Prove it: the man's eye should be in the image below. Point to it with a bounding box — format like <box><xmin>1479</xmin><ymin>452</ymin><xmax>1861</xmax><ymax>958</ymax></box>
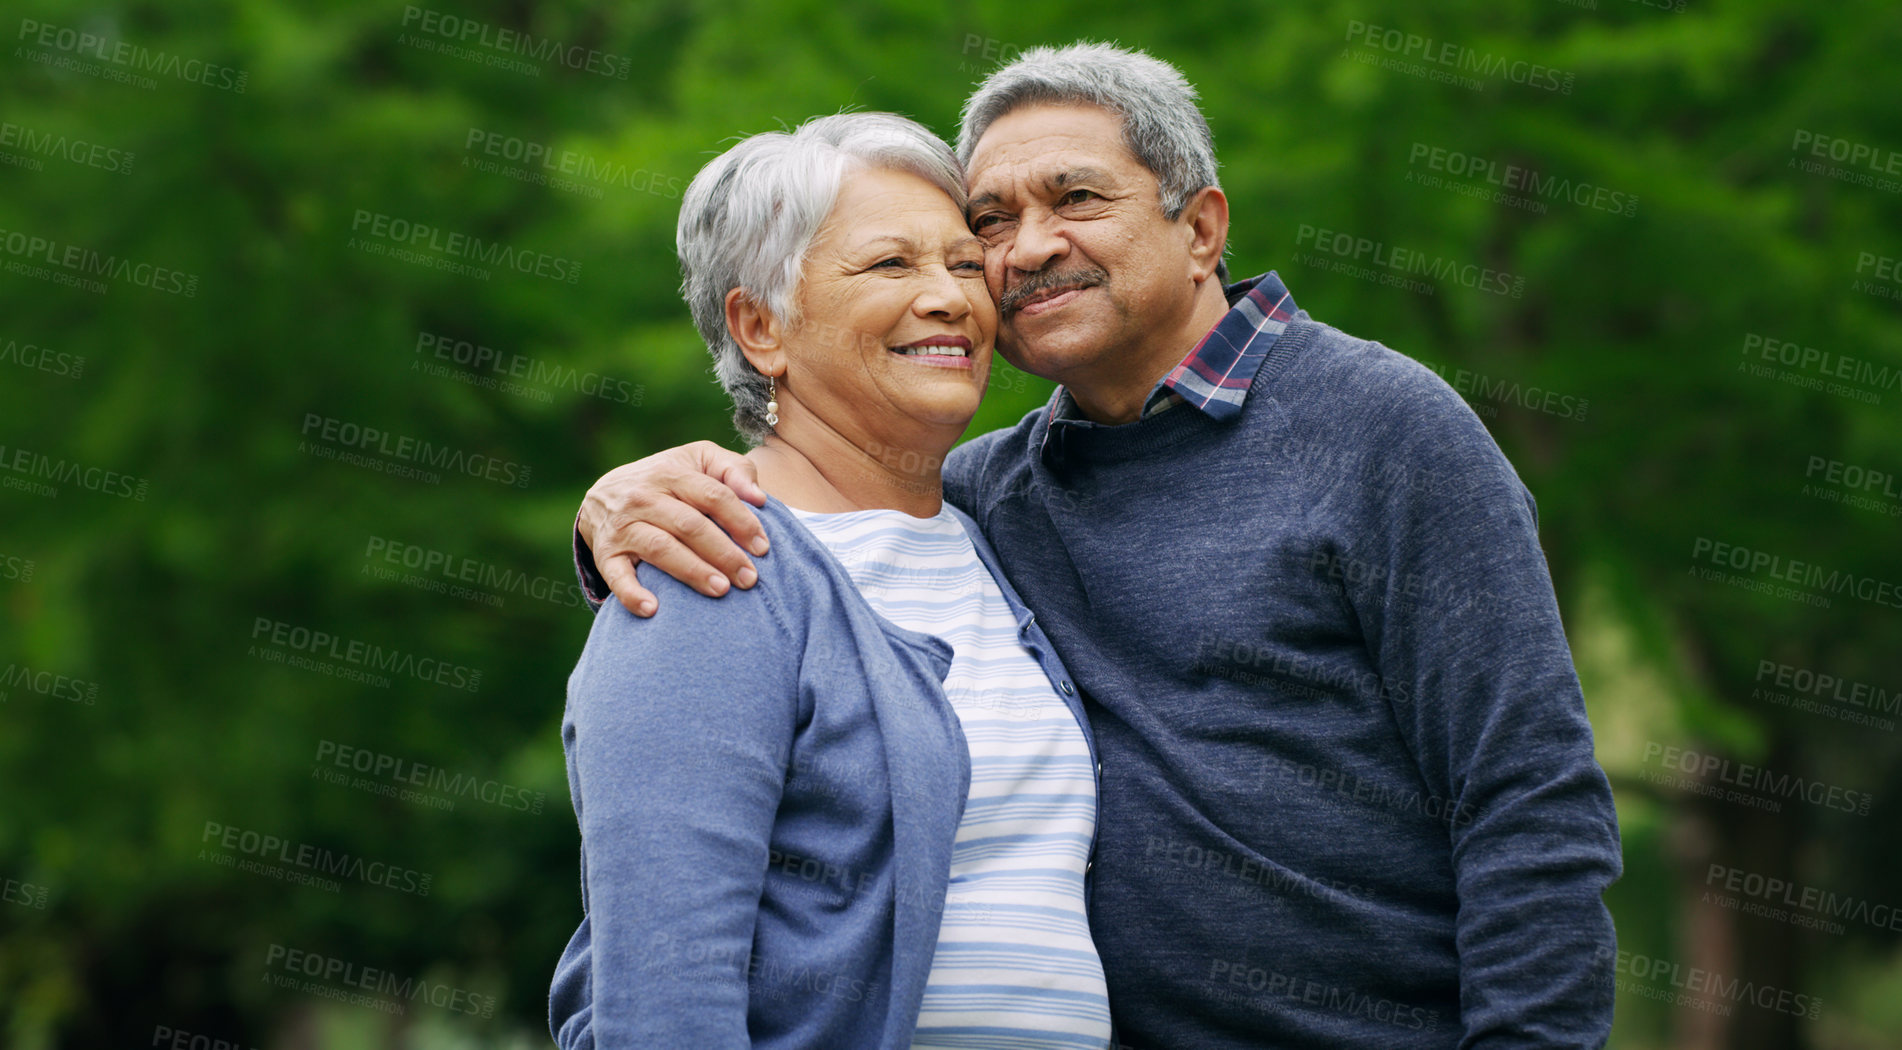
<box><xmin>1059</xmin><ymin>189</ymin><xmax>1097</xmax><ymax>206</ymax></box>
<box><xmin>971</xmin><ymin>213</ymin><xmax>1009</xmax><ymax>232</ymax></box>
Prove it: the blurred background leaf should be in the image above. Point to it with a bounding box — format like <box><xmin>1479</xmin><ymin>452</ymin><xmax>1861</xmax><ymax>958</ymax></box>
<box><xmin>2</xmin><ymin>1</ymin><xmax>1899</xmax><ymax>1047</ymax></box>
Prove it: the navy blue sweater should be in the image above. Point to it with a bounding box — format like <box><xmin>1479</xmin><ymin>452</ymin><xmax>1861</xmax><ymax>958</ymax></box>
<box><xmin>943</xmin><ymin>316</ymin><xmax>1621</xmax><ymax>1048</ymax></box>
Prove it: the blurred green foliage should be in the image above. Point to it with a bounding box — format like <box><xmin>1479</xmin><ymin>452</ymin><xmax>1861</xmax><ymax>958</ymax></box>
<box><xmin>2</xmin><ymin>1</ymin><xmax>1899</xmax><ymax>1047</ymax></box>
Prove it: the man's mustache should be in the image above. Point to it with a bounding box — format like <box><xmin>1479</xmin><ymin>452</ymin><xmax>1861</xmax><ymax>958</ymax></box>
<box><xmin>999</xmin><ymin>265</ymin><xmax>1108</xmax><ymax>316</ymax></box>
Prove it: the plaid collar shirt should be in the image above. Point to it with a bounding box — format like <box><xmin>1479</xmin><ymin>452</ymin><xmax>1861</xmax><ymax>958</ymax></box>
<box><xmin>1045</xmin><ymin>270</ymin><xmax>1303</xmax><ymax>429</ymax></box>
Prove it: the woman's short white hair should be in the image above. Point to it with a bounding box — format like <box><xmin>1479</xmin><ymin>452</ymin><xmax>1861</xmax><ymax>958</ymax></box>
<box><xmin>677</xmin><ymin>112</ymin><xmax>966</xmax><ymax>445</ymax></box>
<box><xmin>956</xmin><ymin>41</ymin><xmax>1220</xmax><ymax>222</ymax></box>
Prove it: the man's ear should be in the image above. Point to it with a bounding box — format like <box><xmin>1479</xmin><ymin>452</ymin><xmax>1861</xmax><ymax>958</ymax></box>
<box><xmin>725</xmin><ymin>288</ymin><xmax>786</xmax><ymax>377</ymax></box>
<box><xmin>1180</xmin><ymin>186</ymin><xmax>1230</xmax><ymax>284</ymax></box>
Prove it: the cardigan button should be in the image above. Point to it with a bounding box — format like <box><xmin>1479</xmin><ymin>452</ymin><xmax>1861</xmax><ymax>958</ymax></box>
<box><xmin>1060</xmin><ymin>681</ymin><xmax>1075</xmax><ymax>696</ymax></box>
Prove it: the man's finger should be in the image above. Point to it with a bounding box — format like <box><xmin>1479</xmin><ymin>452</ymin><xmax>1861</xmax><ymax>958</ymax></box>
<box><xmin>714</xmin><ymin>455</ymin><xmax>769</xmax><ymax>509</ymax></box>
<box><xmin>679</xmin><ymin>473</ymin><xmax>767</xmax><ymax>574</ymax></box>
<box><xmin>621</xmin><ymin>521</ymin><xmax>733</xmax><ymax>599</ymax></box>
<box><xmin>686</xmin><ymin>442</ymin><xmax>769</xmax><ymax>554</ymax></box>
<box><xmin>599</xmin><ymin>553</ymin><xmax>657</xmax><ymax>618</ymax></box>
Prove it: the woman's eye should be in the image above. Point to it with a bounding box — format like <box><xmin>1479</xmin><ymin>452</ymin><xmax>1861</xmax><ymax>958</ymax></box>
<box><xmin>953</xmin><ymin>260</ymin><xmax>985</xmax><ymax>273</ymax></box>
<box><xmin>870</xmin><ymin>257</ymin><xmax>905</xmax><ymax>269</ymax></box>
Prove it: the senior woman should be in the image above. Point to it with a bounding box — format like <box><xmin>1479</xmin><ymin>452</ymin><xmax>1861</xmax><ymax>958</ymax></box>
<box><xmin>549</xmin><ymin>113</ymin><xmax>1111</xmax><ymax>1050</ymax></box>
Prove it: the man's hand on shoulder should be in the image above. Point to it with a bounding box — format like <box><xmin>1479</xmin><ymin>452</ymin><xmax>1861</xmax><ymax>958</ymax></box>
<box><xmin>576</xmin><ymin>441</ymin><xmax>770</xmax><ymax>617</ymax></box>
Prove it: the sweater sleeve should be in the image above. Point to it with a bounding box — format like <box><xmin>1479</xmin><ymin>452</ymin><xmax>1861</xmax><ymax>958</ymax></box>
<box><xmin>572</xmin><ymin>515</ymin><xmax>609</xmax><ymax>612</ymax></box>
<box><xmin>562</xmin><ymin>560</ymin><xmax>799</xmax><ymax>1048</ymax></box>
<box><xmin>1335</xmin><ymin>353</ymin><xmax>1621</xmax><ymax>1048</ymax></box>
<box><xmin>943</xmin><ymin>430</ymin><xmax>998</xmax><ymax>519</ymax></box>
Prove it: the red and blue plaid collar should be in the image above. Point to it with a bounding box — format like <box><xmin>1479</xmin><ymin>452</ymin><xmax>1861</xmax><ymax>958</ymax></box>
<box><xmin>1047</xmin><ymin>271</ymin><xmax>1302</xmax><ymax>426</ymax></box>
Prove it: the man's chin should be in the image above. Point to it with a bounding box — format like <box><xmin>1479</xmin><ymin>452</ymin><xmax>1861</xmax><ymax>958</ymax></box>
<box><xmin>998</xmin><ymin>322</ymin><xmax>1094</xmax><ymax>382</ymax></box>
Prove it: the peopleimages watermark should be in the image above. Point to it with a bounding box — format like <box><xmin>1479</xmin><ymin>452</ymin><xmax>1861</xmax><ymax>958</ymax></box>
<box><xmin>1259</xmin><ymin>431</ymin><xmax>1451</xmax><ymax>499</ymax></box>
<box><xmin>958</xmin><ymin>34</ymin><xmax>1025</xmax><ymax>75</ymax></box>
<box><xmin>1564</xmin><ymin>0</ymin><xmax>1686</xmax><ymax>10</ymax></box>
<box><xmin>1257</xmin><ymin>754</ymin><xmax>1477</xmax><ymax>829</ymax></box>
<box><xmin>1640</xmin><ymin>742</ymin><xmax>1873</xmax><ymax>817</ymax></box>
<box><xmin>1707</xmin><ymin>863</ymin><xmax>1902</xmax><ymax>937</ymax></box>
<box><xmin>463</xmin><ymin>127</ymin><xmax>683</xmax><ymax>201</ymax></box>
<box><xmin>0</xmin><ymin>225</ymin><xmax>199</xmax><ymax>296</ymax></box>
<box><xmin>1852</xmin><ymin>251</ymin><xmax>1902</xmax><ymax>302</ymax></box>
<box><xmin>1689</xmin><ymin>537</ymin><xmax>1902</xmax><ymax>611</ymax></box>
<box><xmin>363</xmin><ymin>534</ymin><xmax>586</xmax><ymax>611</ymax></box>
<box><xmin>1739</xmin><ymin>332</ymin><xmax>1898</xmax><ymax>405</ymax></box>
<box><xmin>1802</xmin><ymin>455</ymin><xmax>1902</xmax><ymax>518</ymax></box>
<box><xmin>1</xmin><ymin>552</ymin><xmax>35</xmax><ymax>583</ymax></box>
<box><xmin>348</xmin><ymin>209</ymin><xmax>581</xmax><ymax>284</ymax></box>
<box><xmin>1143</xmin><ymin>834</ymin><xmax>1372</xmax><ymax>905</ymax></box>
<box><xmin>299</xmin><ymin>412</ymin><xmax>531</xmax><ymax>489</ymax></box>
<box><xmin>0</xmin><ymin>120</ymin><xmax>133</xmax><ymax>175</ymax></box>
<box><xmin>1309</xmin><ymin>547</ymin><xmax>1510</xmax><ymax>619</ymax></box>
<box><xmin>248</xmin><ymin>615</ymin><xmax>483</xmax><ymax>692</ymax></box>
<box><xmin>413</xmin><ymin>330</ymin><xmax>642</xmax><ymax>407</ymax></box>
<box><xmin>1415</xmin><ymin>359</ymin><xmax>1589</xmax><ymax>421</ymax></box>
<box><xmin>1204</xmin><ymin>958</ymin><xmax>1442</xmax><ymax>1031</ymax></box>
<box><xmin>1343</xmin><ymin>21</ymin><xmax>1575</xmax><ymax>95</ymax></box>
<box><xmin>314</xmin><ymin>738</ymin><xmax>545</xmax><ymax>815</ymax></box>
<box><xmin>1293</xmin><ymin>223</ymin><xmax>1525</xmax><ymax>298</ymax></box>
<box><xmin>15</xmin><ymin>18</ymin><xmax>249</xmax><ymax>93</ymax></box>
<box><xmin>263</xmin><ymin>943</ymin><xmax>497</xmax><ymax>1018</ymax></box>
<box><xmin>398</xmin><ymin>6</ymin><xmax>630</xmax><ymax>80</ymax></box>
<box><xmin>0</xmin><ymin>442</ymin><xmax>150</xmax><ymax>501</ymax></box>
<box><xmin>0</xmin><ymin>662</ymin><xmax>99</xmax><ymax>706</ymax></box>
<box><xmin>1</xmin><ymin>335</ymin><xmax>85</xmax><ymax>380</ymax></box>
<box><xmin>1753</xmin><ymin>659</ymin><xmax>1898</xmax><ymax>732</ymax></box>
<box><xmin>150</xmin><ymin>1024</ymin><xmax>258</xmax><ymax>1050</ymax></box>
<box><xmin>1193</xmin><ymin>629</ymin><xmax>1412</xmax><ymax>707</ymax></box>
<box><xmin>3</xmin><ymin>875</ymin><xmax>50</xmax><ymax>910</ymax></box>
<box><xmin>1790</xmin><ymin>130</ymin><xmax>1902</xmax><ymax>194</ymax></box>
<box><xmin>700</xmin><ymin>724</ymin><xmax>891</xmax><ymax>803</ymax></box>
<box><xmin>644</xmin><ymin>932</ymin><xmax>880</xmax><ymax>1005</ymax></box>
<box><xmin>1406</xmin><ymin>142</ymin><xmax>1637</xmax><ymax>218</ymax></box>
<box><xmin>1598</xmin><ymin>948</ymin><xmax>1821</xmax><ymax>1020</ymax></box>
<box><xmin>201</xmin><ymin>821</ymin><xmax>432</xmax><ymax>896</ymax></box>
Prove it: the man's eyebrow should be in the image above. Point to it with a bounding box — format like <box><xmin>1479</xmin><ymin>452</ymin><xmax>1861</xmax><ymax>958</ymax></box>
<box><xmin>968</xmin><ymin>167</ymin><xmax>1112</xmax><ymax>215</ymax></box>
<box><xmin>1049</xmin><ymin>166</ymin><xmax>1112</xmax><ymax>189</ymax></box>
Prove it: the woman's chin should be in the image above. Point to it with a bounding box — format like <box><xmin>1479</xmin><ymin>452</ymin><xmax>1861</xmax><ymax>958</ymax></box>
<box><xmin>857</xmin><ymin>384</ymin><xmax>981</xmax><ymax>431</ymax></box>
<box><xmin>912</xmin><ymin>392</ymin><xmax>984</xmax><ymax>433</ymax></box>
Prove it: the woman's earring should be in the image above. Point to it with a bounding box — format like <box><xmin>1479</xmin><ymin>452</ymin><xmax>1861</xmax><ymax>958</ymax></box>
<box><xmin>766</xmin><ymin>375</ymin><xmax>779</xmax><ymax>427</ymax></box>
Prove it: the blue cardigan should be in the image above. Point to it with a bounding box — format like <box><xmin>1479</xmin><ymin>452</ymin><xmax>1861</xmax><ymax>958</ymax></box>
<box><xmin>550</xmin><ymin>497</ymin><xmax>1096</xmax><ymax>1050</ymax></box>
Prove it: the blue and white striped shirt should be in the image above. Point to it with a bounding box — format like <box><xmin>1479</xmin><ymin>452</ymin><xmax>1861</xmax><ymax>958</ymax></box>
<box><xmin>793</xmin><ymin>505</ymin><xmax>1112</xmax><ymax>1050</ymax></box>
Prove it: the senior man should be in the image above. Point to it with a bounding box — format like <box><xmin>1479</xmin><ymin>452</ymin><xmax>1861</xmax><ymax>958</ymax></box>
<box><xmin>573</xmin><ymin>42</ymin><xmax>1622</xmax><ymax>1049</ymax></box>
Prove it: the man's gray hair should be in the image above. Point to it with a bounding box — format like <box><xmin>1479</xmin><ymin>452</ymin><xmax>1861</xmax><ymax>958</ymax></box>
<box><xmin>677</xmin><ymin>113</ymin><xmax>966</xmax><ymax>445</ymax></box>
<box><xmin>956</xmin><ymin>42</ymin><xmax>1220</xmax><ymax>221</ymax></box>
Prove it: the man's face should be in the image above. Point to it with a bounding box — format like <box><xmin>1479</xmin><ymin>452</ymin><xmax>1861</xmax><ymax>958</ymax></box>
<box><xmin>964</xmin><ymin>103</ymin><xmax>1197</xmax><ymax>383</ymax></box>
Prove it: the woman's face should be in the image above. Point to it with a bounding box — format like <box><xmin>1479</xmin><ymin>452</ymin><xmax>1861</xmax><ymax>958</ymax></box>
<box><xmin>775</xmin><ymin>166</ymin><xmax>997</xmax><ymax>455</ymax></box>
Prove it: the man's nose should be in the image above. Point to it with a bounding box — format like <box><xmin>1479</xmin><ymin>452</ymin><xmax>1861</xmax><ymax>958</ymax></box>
<box><xmin>1006</xmin><ymin>210</ymin><xmax>1069</xmax><ymax>274</ymax></box>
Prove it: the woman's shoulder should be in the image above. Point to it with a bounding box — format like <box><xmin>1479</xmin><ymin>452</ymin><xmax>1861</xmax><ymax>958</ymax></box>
<box><xmin>585</xmin><ymin>497</ymin><xmax>846</xmax><ymax>649</ymax></box>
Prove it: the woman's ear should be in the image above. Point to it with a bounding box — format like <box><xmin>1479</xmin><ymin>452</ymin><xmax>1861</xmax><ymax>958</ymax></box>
<box><xmin>726</xmin><ymin>288</ymin><xmax>786</xmax><ymax>377</ymax></box>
